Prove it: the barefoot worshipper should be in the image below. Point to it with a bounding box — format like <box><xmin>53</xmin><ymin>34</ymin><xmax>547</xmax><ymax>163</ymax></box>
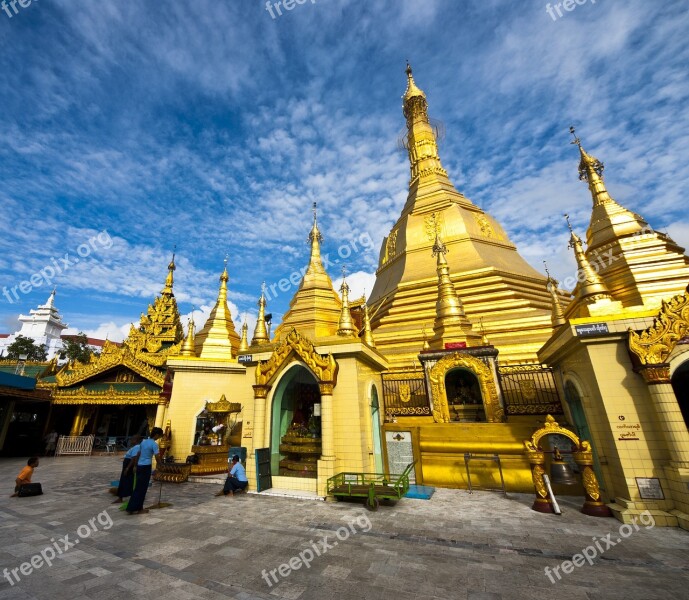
<box><xmin>215</xmin><ymin>454</ymin><xmax>248</xmax><ymax>497</ymax></box>
<box><xmin>11</xmin><ymin>457</ymin><xmax>40</xmax><ymax>497</ymax></box>
<box><xmin>126</xmin><ymin>428</ymin><xmax>163</xmax><ymax>514</ymax></box>
<box><xmin>113</xmin><ymin>435</ymin><xmax>142</xmax><ymax>503</ymax></box>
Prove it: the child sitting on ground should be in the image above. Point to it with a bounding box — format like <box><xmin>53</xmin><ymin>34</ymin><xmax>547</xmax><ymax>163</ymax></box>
<box><xmin>11</xmin><ymin>457</ymin><xmax>39</xmax><ymax>497</ymax></box>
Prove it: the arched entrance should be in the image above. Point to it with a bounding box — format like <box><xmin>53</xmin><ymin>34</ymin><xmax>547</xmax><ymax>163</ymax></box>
<box><xmin>370</xmin><ymin>386</ymin><xmax>383</xmax><ymax>472</ymax></box>
<box><xmin>671</xmin><ymin>360</ymin><xmax>689</xmax><ymax>429</ymax></box>
<box><xmin>270</xmin><ymin>364</ymin><xmax>321</xmax><ymax>478</ymax></box>
<box><xmin>563</xmin><ymin>379</ymin><xmax>604</xmax><ymax>489</ymax></box>
<box><xmin>445</xmin><ymin>368</ymin><xmax>484</xmax><ymax>422</ymax></box>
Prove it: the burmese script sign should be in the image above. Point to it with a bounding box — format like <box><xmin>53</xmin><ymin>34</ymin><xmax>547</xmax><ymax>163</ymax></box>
<box><xmin>385</xmin><ymin>430</ymin><xmax>416</xmax><ymax>483</ymax></box>
<box><xmin>636</xmin><ymin>477</ymin><xmax>664</xmax><ymax>500</ymax></box>
<box><xmin>575</xmin><ymin>323</ymin><xmax>609</xmax><ymax>336</ymax></box>
<box><xmin>616</xmin><ymin>422</ymin><xmax>641</xmax><ymax>441</ymax></box>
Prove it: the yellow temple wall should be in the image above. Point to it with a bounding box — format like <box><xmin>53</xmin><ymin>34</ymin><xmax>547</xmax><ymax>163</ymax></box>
<box><xmin>165</xmin><ymin>358</ymin><xmax>250</xmax><ymax>462</ymax></box>
<box><xmin>553</xmin><ymin>335</ymin><xmax>687</xmax><ymax>526</ymax></box>
<box><xmin>385</xmin><ymin>420</ymin><xmax>537</xmax><ymax>492</ymax></box>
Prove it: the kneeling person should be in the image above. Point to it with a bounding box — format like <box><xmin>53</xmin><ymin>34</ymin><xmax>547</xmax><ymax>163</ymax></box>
<box><xmin>217</xmin><ymin>455</ymin><xmax>248</xmax><ymax>496</ymax></box>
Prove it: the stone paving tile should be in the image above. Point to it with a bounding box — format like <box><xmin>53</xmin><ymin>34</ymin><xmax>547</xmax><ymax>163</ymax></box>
<box><xmin>0</xmin><ymin>456</ymin><xmax>687</xmax><ymax>599</ymax></box>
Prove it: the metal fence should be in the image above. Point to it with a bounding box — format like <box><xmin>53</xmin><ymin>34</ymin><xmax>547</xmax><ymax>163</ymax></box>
<box><xmin>381</xmin><ymin>372</ymin><xmax>430</xmax><ymax>416</ymax></box>
<box><xmin>55</xmin><ymin>435</ymin><xmax>95</xmax><ymax>456</ymax></box>
<box><xmin>498</xmin><ymin>364</ymin><xmax>563</xmax><ymax>415</ymax></box>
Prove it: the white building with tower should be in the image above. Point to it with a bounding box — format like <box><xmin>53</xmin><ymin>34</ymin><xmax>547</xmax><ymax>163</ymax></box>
<box><xmin>0</xmin><ymin>290</ymin><xmax>68</xmax><ymax>360</ymax></box>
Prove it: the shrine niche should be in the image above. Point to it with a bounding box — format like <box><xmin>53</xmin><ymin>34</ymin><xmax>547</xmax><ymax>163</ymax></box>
<box><xmin>189</xmin><ymin>394</ymin><xmax>242</xmax><ymax>475</ymax></box>
<box><xmin>428</xmin><ymin>352</ymin><xmax>504</xmax><ymax>423</ymax></box>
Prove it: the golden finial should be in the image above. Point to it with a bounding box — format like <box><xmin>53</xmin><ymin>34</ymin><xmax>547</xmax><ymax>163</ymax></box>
<box><xmin>337</xmin><ymin>265</ymin><xmax>356</xmax><ymax>337</ymax></box>
<box><xmin>479</xmin><ymin>317</ymin><xmax>489</xmax><ymax>346</ymax></box>
<box><xmin>565</xmin><ymin>216</ymin><xmax>612</xmax><ymax>301</ymax></box>
<box><xmin>403</xmin><ymin>60</ymin><xmax>426</xmax><ymax>103</ymax></box>
<box><xmin>239</xmin><ymin>320</ymin><xmax>249</xmax><ymax>352</ymax></box>
<box><xmin>220</xmin><ymin>255</ymin><xmax>229</xmax><ymax>284</ymax></box>
<box><xmin>180</xmin><ymin>311</ymin><xmax>196</xmax><ymax>357</ymax></box>
<box><xmin>422</xmin><ymin>326</ymin><xmax>430</xmax><ymax>351</ymax></box>
<box><xmin>251</xmin><ymin>284</ymin><xmax>270</xmax><ymax>345</ymax></box>
<box><xmin>163</xmin><ymin>247</ymin><xmax>176</xmax><ymax>293</ymax></box>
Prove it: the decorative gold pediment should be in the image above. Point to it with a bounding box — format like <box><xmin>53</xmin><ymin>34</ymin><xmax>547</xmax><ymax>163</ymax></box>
<box><xmin>524</xmin><ymin>415</ymin><xmax>580</xmax><ymax>453</ymax></box>
<box><xmin>206</xmin><ymin>394</ymin><xmax>241</xmax><ymax>413</ymax></box>
<box><xmin>428</xmin><ymin>352</ymin><xmax>504</xmax><ymax>423</ymax></box>
<box><xmin>52</xmin><ymin>384</ymin><xmax>160</xmax><ymax>405</ymax></box>
<box><xmin>56</xmin><ymin>346</ymin><xmax>165</xmax><ymax>388</ymax></box>
<box><xmin>629</xmin><ymin>284</ymin><xmax>689</xmax><ymax>365</ymax></box>
<box><xmin>255</xmin><ymin>328</ymin><xmax>338</xmax><ymax>386</ymax></box>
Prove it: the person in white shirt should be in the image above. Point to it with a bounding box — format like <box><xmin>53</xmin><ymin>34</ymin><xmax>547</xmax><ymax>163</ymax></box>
<box><xmin>215</xmin><ymin>455</ymin><xmax>248</xmax><ymax>496</ymax></box>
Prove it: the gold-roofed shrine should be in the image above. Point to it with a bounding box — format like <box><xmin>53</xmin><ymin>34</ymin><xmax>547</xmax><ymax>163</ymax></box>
<box><xmin>38</xmin><ymin>256</ymin><xmax>184</xmax><ymax>438</ymax></box>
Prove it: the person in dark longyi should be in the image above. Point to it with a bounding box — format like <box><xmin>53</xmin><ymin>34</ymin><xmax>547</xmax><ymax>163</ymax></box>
<box><xmin>126</xmin><ymin>428</ymin><xmax>163</xmax><ymax>514</ymax></box>
<box><xmin>113</xmin><ymin>436</ymin><xmax>142</xmax><ymax>503</ymax></box>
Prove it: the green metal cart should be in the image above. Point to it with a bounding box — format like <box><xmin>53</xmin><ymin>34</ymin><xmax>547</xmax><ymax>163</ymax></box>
<box><xmin>327</xmin><ymin>462</ymin><xmax>415</xmax><ymax>511</ymax></box>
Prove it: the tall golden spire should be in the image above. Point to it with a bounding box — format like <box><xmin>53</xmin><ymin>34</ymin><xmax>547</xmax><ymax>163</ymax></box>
<box><xmin>251</xmin><ymin>283</ymin><xmax>270</xmax><ymax>346</ymax></box>
<box><xmin>565</xmin><ymin>215</ymin><xmax>612</xmax><ymax>302</ymax></box>
<box><xmin>544</xmin><ymin>262</ymin><xmax>567</xmax><ymax>327</ymax></box>
<box><xmin>239</xmin><ymin>320</ymin><xmax>249</xmax><ymax>352</ymax></box>
<box><xmin>362</xmin><ymin>296</ymin><xmax>375</xmax><ymax>347</ymax></box>
<box><xmin>569</xmin><ymin>127</ymin><xmax>617</xmax><ymax>208</ymax></box>
<box><xmin>180</xmin><ymin>314</ymin><xmax>196</xmax><ymax>357</ymax></box>
<box><xmin>163</xmin><ymin>249</ymin><xmax>176</xmax><ymax>295</ymax></box>
<box><xmin>337</xmin><ymin>267</ymin><xmax>357</xmax><ymax>337</ymax></box>
<box><xmin>402</xmin><ymin>62</ymin><xmax>448</xmax><ymax>186</ymax></box>
<box><xmin>273</xmin><ymin>203</ymin><xmax>343</xmax><ymax>340</ymax></box>
<box><xmin>430</xmin><ymin>233</ymin><xmax>481</xmax><ymax>348</ymax></box>
<box><xmin>194</xmin><ymin>257</ymin><xmax>241</xmax><ymax>360</ymax></box>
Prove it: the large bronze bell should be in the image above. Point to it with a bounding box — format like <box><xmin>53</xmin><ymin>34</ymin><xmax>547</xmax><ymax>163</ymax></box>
<box><xmin>550</xmin><ymin>448</ymin><xmax>578</xmax><ymax>485</ymax></box>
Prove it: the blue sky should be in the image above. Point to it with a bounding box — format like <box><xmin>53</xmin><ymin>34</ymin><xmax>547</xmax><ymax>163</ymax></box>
<box><xmin>0</xmin><ymin>0</ymin><xmax>688</xmax><ymax>341</ymax></box>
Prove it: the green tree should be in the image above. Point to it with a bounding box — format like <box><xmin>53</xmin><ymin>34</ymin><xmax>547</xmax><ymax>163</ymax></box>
<box><xmin>58</xmin><ymin>332</ymin><xmax>97</xmax><ymax>363</ymax></box>
<box><xmin>5</xmin><ymin>335</ymin><xmax>48</xmax><ymax>361</ymax></box>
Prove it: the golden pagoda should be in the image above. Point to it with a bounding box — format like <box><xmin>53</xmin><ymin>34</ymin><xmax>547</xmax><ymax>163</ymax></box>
<box><xmin>193</xmin><ymin>259</ymin><xmax>241</xmax><ymax>359</ymax></box>
<box><xmin>39</xmin><ymin>255</ymin><xmax>184</xmax><ymax>437</ymax></box>
<box><xmin>368</xmin><ymin>64</ymin><xmax>557</xmax><ymax>367</ymax></box>
<box><xmin>571</xmin><ymin>128</ymin><xmax>689</xmax><ymax>308</ymax></box>
<box><xmin>272</xmin><ymin>203</ymin><xmax>343</xmax><ymax>341</ymax></box>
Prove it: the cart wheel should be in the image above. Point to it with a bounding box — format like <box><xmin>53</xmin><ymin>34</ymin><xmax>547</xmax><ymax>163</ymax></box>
<box><xmin>366</xmin><ymin>497</ymin><xmax>380</xmax><ymax>511</ymax></box>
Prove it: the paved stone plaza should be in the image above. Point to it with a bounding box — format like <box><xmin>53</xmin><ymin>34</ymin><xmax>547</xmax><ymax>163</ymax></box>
<box><xmin>0</xmin><ymin>456</ymin><xmax>687</xmax><ymax>600</ymax></box>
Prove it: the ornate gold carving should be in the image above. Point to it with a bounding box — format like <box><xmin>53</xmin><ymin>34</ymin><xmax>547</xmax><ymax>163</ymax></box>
<box><xmin>253</xmin><ymin>385</ymin><xmax>271</xmax><ymax>399</ymax></box>
<box><xmin>394</xmin><ymin>406</ymin><xmax>431</xmax><ymax>416</ymax></box>
<box><xmin>399</xmin><ymin>383</ymin><xmax>411</xmax><ymax>403</ymax></box>
<box><xmin>582</xmin><ymin>466</ymin><xmax>601</xmax><ymax>501</ymax></box>
<box><xmin>524</xmin><ymin>415</ymin><xmax>580</xmax><ymax>452</ymax></box>
<box><xmin>428</xmin><ymin>352</ymin><xmax>504</xmax><ymax>423</ymax></box>
<box><xmin>424</xmin><ymin>212</ymin><xmax>443</xmax><ymax>241</ymax></box>
<box><xmin>474</xmin><ymin>214</ymin><xmax>495</xmax><ymax>238</ymax></box>
<box><xmin>206</xmin><ymin>394</ymin><xmax>241</xmax><ymax>413</ymax></box>
<box><xmin>56</xmin><ymin>347</ymin><xmax>165</xmax><ymax>388</ymax></box>
<box><xmin>629</xmin><ymin>284</ymin><xmax>689</xmax><ymax>365</ymax></box>
<box><xmin>52</xmin><ymin>385</ymin><xmax>160</xmax><ymax>405</ymax></box>
<box><xmin>319</xmin><ymin>382</ymin><xmax>334</xmax><ymax>395</ymax></box>
<box><xmin>255</xmin><ymin>328</ymin><xmax>338</xmax><ymax>387</ymax></box>
<box><xmin>638</xmin><ymin>364</ymin><xmax>671</xmax><ymax>384</ymax></box>
<box><xmin>518</xmin><ymin>379</ymin><xmax>537</xmax><ymax>401</ymax></box>
<box><xmin>532</xmin><ymin>464</ymin><xmax>548</xmax><ymax>498</ymax></box>
<box><xmin>382</xmin><ymin>230</ymin><xmax>398</xmax><ymax>265</ymax></box>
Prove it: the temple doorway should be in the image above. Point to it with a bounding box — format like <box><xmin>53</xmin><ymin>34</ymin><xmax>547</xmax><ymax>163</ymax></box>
<box><xmin>671</xmin><ymin>360</ymin><xmax>689</xmax><ymax>429</ymax></box>
<box><xmin>270</xmin><ymin>365</ymin><xmax>321</xmax><ymax>478</ymax></box>
<box><xmin>445</xmin><ymin>368</ymin><xmax>484</xmax><ymax>422</ymax></box>
<box><xmin>371</xmin><ymin>386</ymin><xmax>383</xmax><ymax>472</ymax></box>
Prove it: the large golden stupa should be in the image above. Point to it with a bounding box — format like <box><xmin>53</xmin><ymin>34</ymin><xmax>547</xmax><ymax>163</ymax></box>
<box><xmin>368</xmin><ymin>65</ymin><xmax>557</xmax><ymax>367</ymax></box>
